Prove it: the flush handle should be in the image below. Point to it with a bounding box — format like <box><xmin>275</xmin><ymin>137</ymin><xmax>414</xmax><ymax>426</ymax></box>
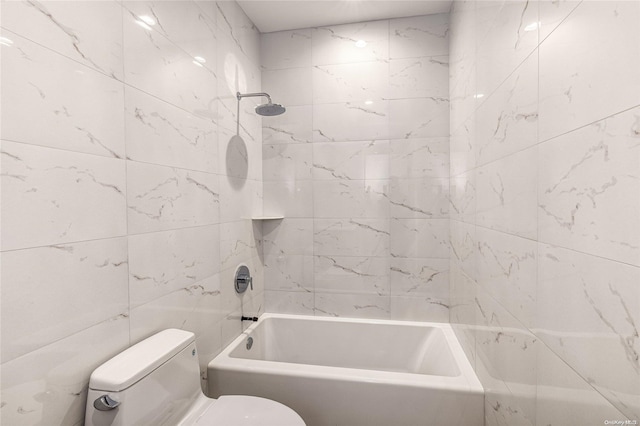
<box><xmin>94</xmin><ymin>394</ymin><xmax>120</xmax><ymax>411</ymax></box>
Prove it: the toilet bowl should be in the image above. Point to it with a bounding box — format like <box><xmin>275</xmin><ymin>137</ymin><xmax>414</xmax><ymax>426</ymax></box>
<box><xmin>85</xmin><ymin>329</ymin><xmax>305</xmax><ymax>426</ymax></box>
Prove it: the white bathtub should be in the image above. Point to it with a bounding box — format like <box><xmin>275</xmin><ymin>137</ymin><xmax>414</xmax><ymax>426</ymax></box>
<box><xmin>208</xmin><ymin>314</ymin><xmax>484</xmax><ymax>426</ymax></box>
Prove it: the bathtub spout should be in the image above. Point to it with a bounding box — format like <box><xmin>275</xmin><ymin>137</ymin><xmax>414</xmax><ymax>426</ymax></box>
<box><xmin>241</xmin><ymin>316</ymin><xmax>258</xmax><ymax>322</ymax></box>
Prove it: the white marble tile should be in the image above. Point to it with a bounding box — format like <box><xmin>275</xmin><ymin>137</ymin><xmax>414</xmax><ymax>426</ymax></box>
<box><xmin>264</xmin><ymin>255</ymin><xmax>314</xmax><ymax>293</ymax></box>
<box><xmin>476</xmin><ymin>147</ymin><xmax>537</xmax><ymax>239</ymax></box>
<box><xmin>475</xmin><ymin>53</ymin><xmax>538</xmax><ymax>167</ymax></box>
<box><xmin>389</xmin><ymin>98</ymin><xmax>449</xmax><ymax>139</ymax></box>
<box><xmin>312</xmin><ymin>61</ymin><xmax>389</xmax><ymax>104</ymax></box>
<box><xmin>314</xmin><ymin>293</ymin><xmax>390</xmax><ymax>320</ymax></box>
<box><xmin>262</xmin><ymin>218</ymin><xmax>313</xmax><ymax>257</ymax></box>
<box><xmin>475</xmin><ymin>226</ymin><xmax>537</xmax><ymax>328</ymax></box>
<box><xmin>263</xmin><ymin>143</ymin><xmax>313</xmax><ymax>182</ymax></box>
<box><xmin>390</xmin><ymin>218</ymin><xmax>449</xmax><ymax>259</ymax></box>
<box><xmin>390</xmin><ymin>257</ymin><xmax>449</xmax><ymax>298</ymax></box>
<box><xmin>449</xmin><ymin>262</ymin><xmax>477</xmax><ymax>367</ymax></box>
<box><xmin>128</xmin><ymin>225</ymin><xmax>219</xmax><ymax>307</ymax></box>
<box><xmin>314</xmin><ymin>255</ymin><xmax>390</xmax><ymax>296</ymax></box>
<box><xmin>125</xmin><ymin>86</ymin><xmax>217</xmax><ymax>173</ymax></box>
<box><xmin>450</xmin><ymin>117</ymin><xmax>476</xmax><ymax>176</ymax></box>
<box><xmin>314</xmin><ymin>219</ymin><xmax>390</xmax><ymax>257</ymax></box>
<box><xmin>389</xmin><ymin>14</ymin><xmax>449</xmax><ymax>59</ymax></box>
<box><xmin>262</xmin><ymin>67</ymin><xmax>312</xmax><ymax>107</ymax></box>
<box><xmin>0</xmin><ymin>315</ymin><xmax>129</xmax><ymax>426</ymax></box>
<box><xmin>263</xmin><ymin>180</ymin><xmax>313</xmax><ymax>218</ymax></box>
<box><xmin>537</xmin><ymin>244</ymin><xmax>640</xmax><ymax>419</ymax></box>
<box><xmin>1</xmin><ymin>141</ymin><xmax>126</xmax><ymax>251</ymax></box>
<box><xmin>538</xmin><ymin>107</ymin><xmax>640</xmax><ymax>267</ymax></box>
<box><xmin>216</xmin><ymin>31</ymin><xmax>261</xmax><ymax>101</ymax></box>
<box><xmin>449</xmin><ymin>2</ymin><xmax>477</xmax><ymax>134</ymax></box>
<box><xmin>262</xmin><ymin>105</ymin><xmax>313</xmax><ymax>144</ymax></box>
<box><xmin>127</xmin><ymin>161</ymin><xmax>219</xmax><ymax>234</ymax></box>
<box><xmin>312</xmin><ymin>21</ymin><xmax>389</xmax><ymax>66</ymax></box>
<box><xmin>449</xmin><ymin>169</ymin><xmax>476</xmax><ymax>223</ymax></box>
<box><xmin>389</xmin><ymin>296</ymin><xmax>450</xmax><ymax>323</ymax></box>
<box><xmin>1</xmin><ymin>1</ymin><xmax>124</xmax><ymax>80</ymax></box>
<box><xmin>475</xmin><ymin>287</ymin><xmax>537</xmax><ymax>426</ymax></box>
<box><xmin>130</xmin><ymin>274</ymin><xmax>222</xmax><ymax>343</ymax></box>
<box><xmin>215</xmin><ymin>1</ymin><xmax>260</xmax><ymax>65</ymax></box>
<box><xmin>122</xmin><ymin>0</ymin><xmax>217</xmax><ymax>65</ymax></box>
<box><xmin>312</xmin><ymin>141</ymin><xmax>389</xmax><ymax>181</ymax></box>
<box><xmin>219</xmin><ymin>176</ymin><xmax>261</xmax><ymax>222</ymax></box>
<box><xmin>389</xmin><ymin>56</ymin><xmax>449</xmax><ymax>100</ymax></box>
<box><xmin>195</xmin><ymin>0</ymin><xmax>217</xmax><ymax>22</ymax></box>
<box><xmin>219</xmin><ymin>220</ymin><xmax>260</xmax><ymax>271</ymax></box>
<box><xmin>122</xmin><ymin>9</ymin><xmax>216</xmax><ymax>115</ymax></box>
<box><xmin>313</xmin><ymin>101</ymin><xmax>389</xmax><ymax>142</ymax></box>
<box><xmin>261</xmin><ymin>29</ymin><xmax>312</xmax><ymax>70</ymax></box>
<box><xmin>475</xmin><ymin>1</ymin><xmax>538</xmax><ymax>99</ymax></box>
<box><xmin>449</xmin><ymin>219</ymin><xmax>476</xmax><ymax>278</ymax></box>
<box><xmin>449</xmin><ymin>62</ymin><xmax>477</xmax><ymax>137</ymax></box>
<box><xmin>538</xmin><ymin>1</ymin><xmax>640</xmax><ymax>141</ymax></box>
<box><xmin>538</xmin><ymin>0</ymin><xmax>582</xmax><ymax>42</ymax></box>
<box><xmin>482</xmin><ymin>378</ymin><xmax>535</xmax><ymax>426</ymax></box>
<box><xmin>536</xmin><ymin>342</ymin><xmax>628</xmax><ymax>426</ymax></box>
<box><xmin>219</xmin><ymin>220</ymin><xmax>261</xmax><ymax>271</ymax></box>
<box><xmin>389</xmin><ymin>177</ymin><xmax>449</xmax><ymax>219</ymax></box>
<box><xmin>390</xmin><ymin>137</ymin><xmax>449</xmax><ymax>179</ymax></box>
<box><xmin>1</xmin><ymin>237</ymin><xmax>128</xmax><ymax>362</ymax></box>
<box><xmin>195</xmin><ymin>328</ymin><xmax>223</xmax><ymax>391</ymax></box>
<box><xmin>1</xmin><ymin>32</ymin><xmax>125</xmax><ymax>158</ymax></box>
<box><xmin>264</xmin><ymin>291</ymin><xmax>315</xmax><ymax>315</ymax></box>
<box><xmin>313</xmin><ymin>179</ymin><xmax>389</xmax><ymax>219</ymax></box>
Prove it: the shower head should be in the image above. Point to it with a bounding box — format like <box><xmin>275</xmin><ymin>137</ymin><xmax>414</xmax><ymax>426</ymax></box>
<box><xmin>255</xmin><ymin>102</ymin><xmax>286</xmax><ymax>116</ymax></box>
<box><xmin>236</xmin><ymin>91</ymin><xmax>286</xmax><ymax>116</ymax></box>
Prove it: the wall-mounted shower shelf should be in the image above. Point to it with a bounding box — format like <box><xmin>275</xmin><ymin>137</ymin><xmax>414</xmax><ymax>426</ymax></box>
<box><xmin>251</xmin><ymin>216</ymin><xmax>284</xmax><ymax>220</ymax></box>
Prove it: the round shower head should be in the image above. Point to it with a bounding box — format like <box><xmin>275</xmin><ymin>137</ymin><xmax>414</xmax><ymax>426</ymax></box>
<box><xmin>255</xmin><ymin>103</ymin><xmax>286</xmax><ymax>116</ymax></box>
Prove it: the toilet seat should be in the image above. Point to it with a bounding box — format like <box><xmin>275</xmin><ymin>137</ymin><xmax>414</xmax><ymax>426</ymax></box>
<box><xmin>191</xmin><ymin>395</ymin><xmax>305</xmax><ymax>426</ymax></box>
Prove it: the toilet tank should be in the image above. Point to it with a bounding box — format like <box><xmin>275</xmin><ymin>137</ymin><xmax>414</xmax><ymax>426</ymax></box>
<box><xmin>85</xmin><ymin>329</ymin><xmax>201</xmax><ymax>426</ymax></box>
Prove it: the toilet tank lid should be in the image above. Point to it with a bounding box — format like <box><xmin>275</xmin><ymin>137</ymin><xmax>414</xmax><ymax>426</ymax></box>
<box><xmin>89</xmin><ymin>329</ymin><xmax>195</xmax><ymax>392</ymax></box>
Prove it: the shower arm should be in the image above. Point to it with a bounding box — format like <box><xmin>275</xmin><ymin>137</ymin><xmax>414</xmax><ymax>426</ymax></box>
<box><xmin>236</xmin><ymin>92</ymin><xmax>272</xmax><ymax>135</ymax></box>
<box><xmin>237</xmin><ymin>92</ymin><xmax>272</xmax><ymax>104</ymax></box>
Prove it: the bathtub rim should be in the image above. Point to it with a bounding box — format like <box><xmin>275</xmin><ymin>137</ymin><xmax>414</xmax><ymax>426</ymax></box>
<box><xmin>208</xmin><ymin>313</ymin><xmax>483</xmax><ymax>395</ymax></box>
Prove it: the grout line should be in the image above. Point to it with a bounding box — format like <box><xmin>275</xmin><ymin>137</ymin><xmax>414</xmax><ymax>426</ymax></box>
<box><xmin>0</xmin><ymin>223</ymin><xmax>226</xmax><ymax>255</ymax></box>
<box><xmin>309</xmin><ymin>25</ymin><xmax>317</xmax><ymax>317</ymax></box>
<box><xmin>451</xmin><ymin>101</ymin><xmax>640</xmax><ymax>174</ymax></box>
<box><xmin>120</xmin><ymin>3</ymin><xmax>133</xmax><ymax>348</ymax></box>
<box><xmin>0</xmin><ymin>310</ymin><xmax>130</xmax><ymax>367</ymax></box>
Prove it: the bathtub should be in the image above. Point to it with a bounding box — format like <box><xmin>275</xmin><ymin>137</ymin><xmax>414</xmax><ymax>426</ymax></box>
<box><xmin>208</xmin><ymin>314</ymin><xmax>483</xmax><ymax>426</ymax></box>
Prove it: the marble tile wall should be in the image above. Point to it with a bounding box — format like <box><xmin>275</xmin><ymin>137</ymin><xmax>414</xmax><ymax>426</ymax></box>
<box><xmin>261</xmin><ymin>15</ymin><xmax>451</xmax><ymax>321</ymax></box>
<box><xmin>449</xmin><ymin>1</ymin><xmax>640</xmax><ymax>425</ymax></box>
<box><xmin>0</xmin><ymin>1</ymin><xmax>263</xmax><ymax>424</ymax></box>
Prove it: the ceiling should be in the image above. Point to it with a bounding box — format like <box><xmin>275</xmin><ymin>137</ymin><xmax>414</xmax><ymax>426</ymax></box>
<box><xmin>237</xmin><ymin>1</ymin><xmax>452</xmax><ymax>33</ymax></box>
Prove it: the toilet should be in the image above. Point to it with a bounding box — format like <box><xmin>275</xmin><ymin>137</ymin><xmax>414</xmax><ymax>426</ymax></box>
<box><xmin>85</xmin><ymin>329</ymin><xmax>305</xmax><ymax>426</ymax></box>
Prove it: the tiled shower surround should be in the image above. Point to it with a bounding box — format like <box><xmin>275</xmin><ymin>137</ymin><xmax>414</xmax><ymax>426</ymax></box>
<box><xmin>1</xmin><ymin>2</ymin><xmax>264</xmax><ymax>424</ymax></box>
<box><xmin>261</xmin><ymin>15</ymin><xmax>452</xmax><ymax>321</ymax></box>
<box><xmin>448</xmin><ymin>1</ymin><xmax>639</xmax><ymax>425</ymax></box>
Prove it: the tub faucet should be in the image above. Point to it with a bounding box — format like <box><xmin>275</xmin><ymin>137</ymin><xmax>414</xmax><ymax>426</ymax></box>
<box><xmin>241</xmin><ymin>316</ymin><xmax>258</xmax><ymax>322</ymax></box>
